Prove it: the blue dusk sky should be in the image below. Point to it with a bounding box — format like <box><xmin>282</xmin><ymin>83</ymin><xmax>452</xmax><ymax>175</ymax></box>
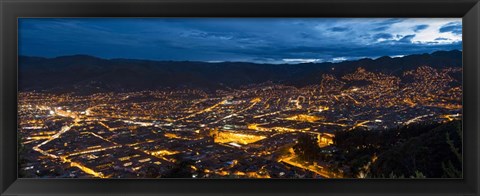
<box><xmin>18</xmin><ymin>18</ymin><xmax>462</xmax><ymax>64</ymax></box>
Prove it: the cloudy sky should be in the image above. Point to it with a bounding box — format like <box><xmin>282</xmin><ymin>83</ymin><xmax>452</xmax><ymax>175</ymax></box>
<box><xmin>19</xmin><ymin>18</ymin><xmax>462</xmax><ymax>64</ymax></box>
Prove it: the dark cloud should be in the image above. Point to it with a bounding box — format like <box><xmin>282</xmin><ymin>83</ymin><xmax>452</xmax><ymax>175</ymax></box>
<box><xmin>399</xmin><ymin>34</ymin><xmax>415</xmax><ymax>43</ymax></box>
<box><xmin>370</xmin><ymin>19</ymin><xmax>404</xmax><ymax>32</ymax></box>
<box><xmin>435</xmin><ymin>37</ymin><xmax>450</xmax><ymax>41</ymax></box>
<box><xmin>372</xmin><ymin>26</ymin><xmax>389</xmax><ymax>31</ymax></box>
<box><xmin>373</xmin><ymin>33</ymin><xmax>393</xmax><ymax>40</ymax></box>
<box><xmin>439</xmin><ymin>22</ymin><xmax>462</xmax><ymax>35</ymax></box>
<box><xmin>299</xmin><ymin>32</ymin><xmax>313</xmax><ymax>39</ymax></box>
<box><xmin>412</xmin><ymin>24</ymin><xmax>429</xmax><ymax>32</ymax></box>
<box><xmin>329</xmin><ymin>27</ymin><xmax>349</xmax><ymax>32</ymax></box>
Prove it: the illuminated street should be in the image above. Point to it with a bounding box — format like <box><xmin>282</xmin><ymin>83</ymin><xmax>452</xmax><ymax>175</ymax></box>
<box><xmin>18</xmin><ymin>65</ymin><xmax>462</xmax><ymax>178</ymax></box>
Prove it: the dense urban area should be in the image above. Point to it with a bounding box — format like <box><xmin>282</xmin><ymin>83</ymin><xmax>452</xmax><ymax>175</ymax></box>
<box><xmin>18</xmin><ymin>64</ymin><xmax>463</xmax><ymax>179</ymax></box>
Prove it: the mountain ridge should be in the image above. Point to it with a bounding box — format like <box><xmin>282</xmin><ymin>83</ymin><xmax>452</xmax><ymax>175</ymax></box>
<box><xmin>19</xmin><ymin>50</ymin><xmax>462</xmax><ymax>93</ymax></box>
<box><xmin>19</xmin><ymin>49</ymin><xmax>462</xmax><ymax>66</ymax></box>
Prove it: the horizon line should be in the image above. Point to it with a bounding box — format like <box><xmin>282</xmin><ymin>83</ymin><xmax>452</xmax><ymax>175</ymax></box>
<box><xmin>19</xmin><ymin>49</ymin><xmax>462</xmax><ymax>65</ymax></box>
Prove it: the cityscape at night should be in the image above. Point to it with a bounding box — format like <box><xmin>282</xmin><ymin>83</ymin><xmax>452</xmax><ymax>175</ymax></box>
<box><xmin>18</xmin><ymin>18</ymin><xmax>463</xmax><ymax>178</ymax></box>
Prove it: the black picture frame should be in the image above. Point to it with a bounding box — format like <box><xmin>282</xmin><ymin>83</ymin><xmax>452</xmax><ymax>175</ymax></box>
<box><xmin>1</xmin><ymin>0</ymin><xmax>479</xmax><ymax>195</ymax></box>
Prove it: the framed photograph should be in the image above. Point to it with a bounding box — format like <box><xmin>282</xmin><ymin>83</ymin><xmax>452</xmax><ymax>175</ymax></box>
<box><xmin>1</xmin><ymin>0</ymin><xmax>479</xmax><ymax>195</ymax></box>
